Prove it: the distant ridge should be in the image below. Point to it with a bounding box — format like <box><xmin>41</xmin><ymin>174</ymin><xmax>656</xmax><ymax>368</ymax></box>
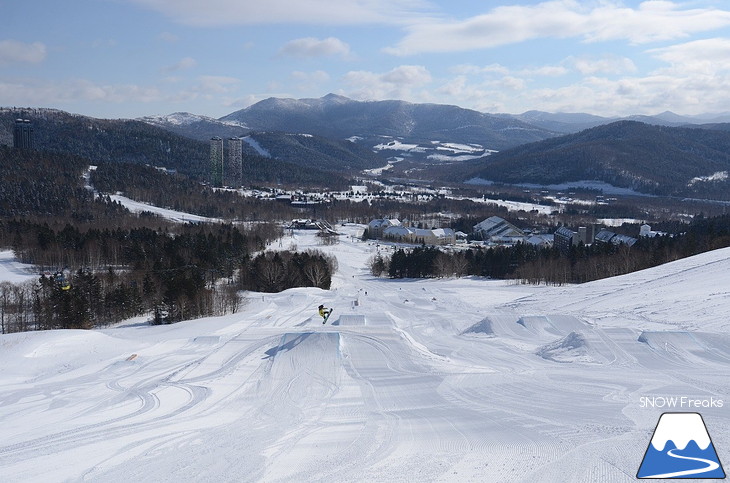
<box><xmin>220</xmin><ymin>94</ymin><xmax>557</xmax><ymax>152</ymax></box>
<box><xmin>461</xmin><ymin>120</ymin><xmax>730</xmax><ymax>200</ymax></box>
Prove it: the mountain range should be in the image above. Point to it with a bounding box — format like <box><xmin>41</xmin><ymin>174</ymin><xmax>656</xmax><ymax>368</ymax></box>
<box><xmin>140</xmin><ymin>94</ymin><xmax>730</xmax><ymax>168</ymax></box>
<box><xmin>505</xmin><ymin>110</ymin><xmax>730</xmax><ymax>133</ymax></box>
<box><xmin>141</xmin><ymin>94</ymin><xmax>559</xmax><ymax>164</ymax></box>
<box><xmin>5</xmin><ymin>96</ymin><xmax>730</xmax><ymax>200</ymax></box>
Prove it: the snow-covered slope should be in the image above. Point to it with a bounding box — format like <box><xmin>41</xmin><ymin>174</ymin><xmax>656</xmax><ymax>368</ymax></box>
<box><xmin>142</xmin><ymin>112</ymin><xmax>246</xmax><ymax>129</ymax></box>
<box><xmin>1</xmin><ymin>229</ymin><xmax>729</xmax><ymax>482</ymax></box>
<box><xmin>0</xmin><ymin>250</ymin><xmax>38</xmax><ymax>283</ymax></box>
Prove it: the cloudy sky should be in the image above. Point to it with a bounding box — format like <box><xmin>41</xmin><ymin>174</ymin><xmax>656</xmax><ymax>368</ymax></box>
<box><xmin>3</xmin><ymin>0</ymin><xmax>730</xmax><ymax>119</ymax></box>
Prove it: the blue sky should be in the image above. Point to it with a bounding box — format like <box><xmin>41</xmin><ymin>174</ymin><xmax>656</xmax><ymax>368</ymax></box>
<box><xmin>3</xmin><ymin>0</ymin><xmax>730</xmax><ymax>119</ymax></box>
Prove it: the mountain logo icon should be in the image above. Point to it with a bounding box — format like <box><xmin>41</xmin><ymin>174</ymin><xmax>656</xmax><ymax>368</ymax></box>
<box><xmin>637</xmin><ymin>412</ymin><xmax>726</xmax><ymax>479</ymax></box>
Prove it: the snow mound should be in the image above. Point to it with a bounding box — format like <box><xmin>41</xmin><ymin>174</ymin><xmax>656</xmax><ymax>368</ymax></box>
<box><xmin>637</xmin><ymin>331</ymin><xmax>730</xmax><ymax>365</ymax></box>
<box><xmin>516</xmin><ymin>315</ymin><xmax>563</xmax><ymax>338</ymax></box>
<box><xmin>462</xmin><ymin>318</ymin><xmax>495</xmax><ymax>337</ymax></box>
<box><xmin>536</xmin><ymin>332</ymin><xmax>596</xmax><ymax>363</ymax></box>
<box><xmin>338</xmin><ymin>314</ymin><xmax>365</xmax><ymax>326</ymax></box>
<box><xmin>515</xmin><ymin>315</ymin><xmax>591</xmax><ymax>341</ymax></box>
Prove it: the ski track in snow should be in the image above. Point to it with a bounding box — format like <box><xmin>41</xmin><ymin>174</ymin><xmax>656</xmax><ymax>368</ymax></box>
<box><xmin>1</xmin><ymin>226</ymin><xmax>730</xmax><ymax>482</ymax></box>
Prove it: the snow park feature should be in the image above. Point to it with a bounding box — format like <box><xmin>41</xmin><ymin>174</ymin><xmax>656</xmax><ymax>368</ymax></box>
<box><xmin>1</xmin><ymin>226</ymin><xmax>730</xmax><ymax>481</ymax></box>
<box><xmin>637</xmin><ymin>412</ymin><xmax>725</xmax><ymax>479</ymax></box>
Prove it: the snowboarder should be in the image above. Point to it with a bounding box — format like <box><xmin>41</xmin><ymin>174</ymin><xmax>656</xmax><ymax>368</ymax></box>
<box><xmin>318</xmin><ymin>304</ymin><xmax>333</xmax><ymax>323</ymax></box>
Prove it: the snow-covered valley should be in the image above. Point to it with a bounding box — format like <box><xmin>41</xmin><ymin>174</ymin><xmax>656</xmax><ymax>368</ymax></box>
<box><xmin>1</xmin><ymin>226</ymin><xmax>729</xmax><ymax>482</ymax></box>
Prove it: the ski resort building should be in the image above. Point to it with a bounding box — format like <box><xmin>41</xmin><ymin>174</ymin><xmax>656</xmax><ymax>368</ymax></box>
<box><xmin>367</xmin><ymin>218</ymin><xmax>401</xmax><ymax>239</ymax></box>
<box><xmin>13</xmin><ymin>119</ymin><xmax>34</xmax><ymax>150</ymax></box>
<box><xmin>473</xmin><ymin>216</ymin><xmax>525</xmax><ymax>243</ymax></box>
<box><xmin>381</xmin><ymin>225</ymin><xmax>456</xmax><ymax>246</ymax></box>
<box><xmin>640</xmin><ymin>224</ymin><xmax>666</xmax><ymax>238</ymax></box>
<box><xmin>554</xmin><ymin>226</ymin><xmax>579</xmax><ymax>254</ymax></box>
<box><xmin>226</xmin><ymin>137</ymin><xmax>242</xmax><ymax>187</ymax></box>
<box><xmin>595</xmin><ymin>229</ymin><xmax>638</xmax><ymax>247</ymax></box>
<box><xmin>210</xmin><ymin>137</ymin><xmax>224</xmax><ymax>187</ymax></box>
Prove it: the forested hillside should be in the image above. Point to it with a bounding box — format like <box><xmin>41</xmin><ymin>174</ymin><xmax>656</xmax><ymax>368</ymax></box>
<box><xmin>0</xmin><ymin>109</ymin><xmax>354</xmax><ymax>186</ymax></box>
<box><xmin>246</xmin><ymin>131</ymin><xmax>384</xmax><ymax>172</ymax></box>
<box><xmin>462</xmin><ymin>121</ymin><xmax>730</xmax><ymax>199</ymax></box>
<box><xmin>0</xmin><ymin>146</ymin><xmax>125</xmax><ymax>221</ymax></box>
<box><xmin>0</xmin><ymin>147</ymin><xmax>336</xmax><ymax>331</ymax></box>
<box><xmin>0</xmin><ymin>108</ymin><xmax>209</xmax><ymax>178</ymax></box>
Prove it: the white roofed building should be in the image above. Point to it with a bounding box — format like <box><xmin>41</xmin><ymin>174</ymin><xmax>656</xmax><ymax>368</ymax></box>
<box><xmin>474</xmin><ymin>216</ymin><xmax>524</xmax><ymax>240</ymax></box>
<box><xmin>367</xmin><ymin>218</ymin><xmax>401</xmax><ymax>239</ymax></box>
<box><xmin>381</xmin><ymin>225</ymin><xmax>456</xmax><ymax>246</ymax></box>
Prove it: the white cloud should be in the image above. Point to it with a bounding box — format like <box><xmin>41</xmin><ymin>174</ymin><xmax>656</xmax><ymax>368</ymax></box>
<box><xmin>129</xmin><ymin>0</ymin><xmax>429</xmax><ymax>26</ymax></box>
<box><xmin>343</xmin><ymin>65</ymin><xmax>432</xmax><ymax>100</ymax></box>
<box><xmin>162</xmin><ymin>57</ymin><xmax>197</xmax><ymax>73</ymax></box>
<box><xmin>649</xmin><ymin>38</ymin><xmax>730</xmax><ymax>75</ymax></box>
<box><xmin>385</xmin><ymin>1</ymin><xmax>730</xmax><ymax>55</ymax></box>
<box><xmin>279</xmin><ymin>37</ymin><xmax>351</xmax><ymax>59</ymax></box>
<box><xmin>519</xmin><ymin>65</ymin><xmax>569</xmax><ymax>77</ymax></box>
<box><xmin>567</xmin><ymin>54</ymin><xmax>638</xmax><ymax>75</ymax></box>
<box><xmin>437</xmin><ymin>68</ymin><xmax>730</xmax><ymax>116</ymax></box>
<box><xmin>584</xmin><ymin>1</ymin><xmax>730</xmax><ymax>44</ymax></box>
<box><xmin>490</xmin><ymin>76</ymin><xmax>527</xmax><ymax>91</ymax></box>
<box><xmin>0</xmin><ymin>78</ymin><xmax>163</xmax><ymax>106</ymax></box>
<box><xmin>451</xmin><ymin>64</ymin><xmax>510</xmax><ymax>76</ymax></box>
<box><xmin>0</xmin><ymin>40</ymin><xmax>47</xmax><ymax>65</ymax></box>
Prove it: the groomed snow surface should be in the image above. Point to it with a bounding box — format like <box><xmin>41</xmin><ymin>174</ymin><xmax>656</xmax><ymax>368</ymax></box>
<box><xmin>2</xmin><ymin>226</ymin><xmax>730</xmax><ymax>482</ymax></box>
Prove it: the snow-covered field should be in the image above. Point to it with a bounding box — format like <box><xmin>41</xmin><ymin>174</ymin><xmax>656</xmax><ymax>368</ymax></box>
<box><xmin>0</xmin><ymin>251</ymin><xmax>39</xmax><ymax>284</ymax></box>
<box><xmin>1</xmin><ymin>226</ymin><xmax>729</xmax><ymax>482</ymax></box>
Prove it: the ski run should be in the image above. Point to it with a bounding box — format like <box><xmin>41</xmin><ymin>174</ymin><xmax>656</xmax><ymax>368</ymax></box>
<box><xmin>1</xmin><ymin>224</ymin><xmax>729</xmax><ymax>482</ymax></box>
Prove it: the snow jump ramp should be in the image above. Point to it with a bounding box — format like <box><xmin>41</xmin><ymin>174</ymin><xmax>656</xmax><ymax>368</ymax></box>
<box><xmin>638</xmin><ymin>330</ymin><xmax>730</xmax><ymax>365</ymax></box>
<box><xmin>262</xmin><ymin>332</ymin><xmax>343</xmax><ymax>406</ymax></box>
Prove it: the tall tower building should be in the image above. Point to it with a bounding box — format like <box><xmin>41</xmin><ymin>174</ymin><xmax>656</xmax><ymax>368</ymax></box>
<box><xmin>210</xmin><ymin>137</ymin><xmax>224</xmax><ymax>187</ymax></box>
<box><xmin>13</xmin><ymin>119</ymin><xmax>34</xmax><ymax>150</ymax></box>
<box><xmin>227</xmin><ymin>137</ymin><xmax>243</xmax><ymax>187</ymax></box>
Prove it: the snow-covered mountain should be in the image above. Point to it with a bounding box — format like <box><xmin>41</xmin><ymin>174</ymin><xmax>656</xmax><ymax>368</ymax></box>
<box><xmin>221</xmin><ymin>94</ymin><xmax>556</xmax><ymax>154</ymax></box>
<box><xmin>140</xmin><ymin>112</ymin><xmax>248</xmax><ymax>140</ymax></box>
<box><xmin>2</xmin><ymin>226</ymin><xmax>730</xmax><ymax>481</ymax></box>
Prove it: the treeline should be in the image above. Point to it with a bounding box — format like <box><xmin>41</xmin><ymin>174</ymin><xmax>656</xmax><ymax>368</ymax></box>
<box><xmin>239</xmin><ymin>250</ymin><xmax>337</xmax><ymax>293</ymax></box>
<box><xmin>0</xmin><ymin>219</ymin><xmax>284</xmax><ymax>332</ymax></box>
<box><xmin>371</xmin><ymin>243</ymin><xmax>544</xmax><ymax>280</ymax></box>
<box><xmin>372</xmin><ymin>213</ymin><xmax>730</xmax><ymax>285</ymax></box>
<box><xmin>92</xmin><ymin>162</ymin><xmax>339</xmax><ymax>219</ymax></box>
